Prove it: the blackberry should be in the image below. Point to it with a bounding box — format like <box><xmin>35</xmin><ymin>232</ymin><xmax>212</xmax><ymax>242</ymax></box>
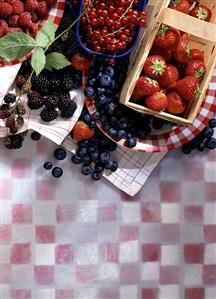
<box><xmin>18</xmin><ymin>60</ymin><xmax>32</xmax><ymax>77</ymax></box>
<box><xmin>5</xmin><ymin>115</ymin><xmax>17</xmax><ymax>134</ymax></box>
<box><xmin>61</xmin><ymin>75</ymin><xmax>74</xmax><ymax>91</ymax></box>
<box><xmin>31</xmin><ymin>74</ymin><xmax>50</xmax><ymax>95</ymax></box>
<box><xmin>44</xmin><ymin>96</ymin><xmax>58</xmax><ymax>110</ymax></box>
<box><xmin>40</xmin><ymin>108</ymin><xmax>58</xmax><ymax>122</ymax></box>
<box><xmin>4</xmin><ymin>134</ymin><xmax>23</xmax><ymax>149</ymax></box>
<box><xmin>15</xmin><ymin>75</ymin><xmax>26</xmax><ymax>88</ymax></box>
<box><xmin>61</xmin><ymin>100</ymin><xmax>77</xmax><ymax>118</ymax></box>
<box><xmin>60</xmin><ymin>10</ymin><xmax>75</xmax><ymax>29</ymax></box>
<box><xmin>52</xmin><ymin>40</ymin><xmax>66</xmax><ymax>54</ymax></box>
<box><xmin>4</xmin><ymin>93</ymin><xmax>16</xmax><ymax>104</ymax></box>
<box><xmin>48</xmin><ymin>78</ymin><xmax>61</xmax><ymax>91</ymax></box>
<box><xmin>27</xmin><ymin>91</ymin><xmax>44</xmax><ymax>110</ymax></box>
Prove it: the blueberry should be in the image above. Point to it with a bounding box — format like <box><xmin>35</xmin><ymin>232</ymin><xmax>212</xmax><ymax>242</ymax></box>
<box><xmin>203</xmin><ymin>126</ymin><xmax>214</xmax><ymax>138</ymax></box>
<box><xmin>103</xmin><ymin>66</ymin><xmax>115</xmax><ymax>77</ymax></box>
<box><xmin>54</xmin><ymin>148</ymin><xmax>66</xmax><ymax>160</ymax></box>
<box><xmin>182</xmin><ymin>144</ymin><xmax>191</xmax><ymax>154</ymax></box>
<box><xmin>90</xmin><ymin>151</ymin><xmax>99</xmax><ymax>162</ymax></box>
<box><xmin>106</xmin><ymin>103</ymin><xmax>117</xmax><ymax>115</ymax></box>
<box><xmin>152</xmin><ymin>118</ymin><xmax>164</xmax><ymax>130</ymax></box>
<box><xmin>88</xmin><ymin>146</ymin><xmax>96</xmax><ymax>154</ymax></box>
<box><xmin>81</xmin><ymin>164</ymin><xmax>92</xmax><ymax>175</ymax></box>
<box><xmin>94</xmin><ymin>163</ymin><xmax>104</xmax><ymax>173</ymax></box>
<box><xmin>91</xmin><ymin>171</ymin><xmax>102</xmax><ymax>181</ymax></box>
<box><xmin>197</xmin><ymin>141</ymin><xmax>205</xmax><ymax>151</ymax></box>
<box><xmin>78</xmin><ymin>147</ymin><xmax>88</xmax><ymax>157</ymax></box>
<box><xmin>107</xmin><ymin>141</ymin><xmax>117</xmax><ymax>151</ymax></box>
<box><xmin>189</xmin><ymin>137</ymin><xmax>201</xmax><ymax>149</ymax></box>
<box><xmin>43</xmin><ymin>161</ymin><xmax>52</xmax><ymax>170</ymax></box>
<box><xmin>109</xmin><ymin>127</ymin><xmax>117</xmax><ymax>136</ymax></box>
<box><xmin>71</xmin><ymin>154</ymin><xmax>83</xmax><ymax>164</ymax></box>
<box><xmin>78</xmin><ymin>140</ymin><xmax>89</xmax><ymax>147</ymax></box>
<box><xmin>98</xmin><ymin>94</ymin><xmax>108</xmax><ymax>105</ymax></box>
<box><xmin>31</xmin><ymin>131</ymin><xmax>41</xmax><ymax>141</ymax></box>
<box><xmin>117</xmin><ymin>129</ymin><xmax>126</xmax><ymax>140</ymax></box>
<box><xmin>110</xmin><ymin>116</ymin><xmax>117</xmax><ymax>125</ymax></box>
<box><xmin>84</xmin><ymin>87</ymin><xmax>95</xmax><ymax>98</ymax></box>
<box><xmin>127</xmin><ymin>133</ymin><xmax>132</xmax><ymax>139</ymax></box>
<box><xmin>83</xmin><ymin>155</ymin><xmax>92</xmax><ymax>164</ymax></box>
<box><xmin>126</xmin><ymin>137</ymin><xmax>137</xmax><ymax>148</ymax></box>
<box><xmin>99</xmin><ymin>75</ymin><xmax>112</xmax><ymax>87</ymax></box>
<box><xmin>209</xmin><ymin>118</ymin><xmax>216</xmax><ymax>128</ymax></box>
<box><xmin>104</xmin><ymin>123</ymin><xmax>111</xmax><ymax>131</ymax></box>
<box><xmin>97</xmin><ymin>87</ymin><xmax>106</xmax><ymax>95</ymax></box>
<box><xmin>105</xmin><ymin>160</ymin><xmax>113</xmax><ymax>170</ymax></box>
<box><xmin>111</xmin><ymin>161</ymin><xmax>118</xmax><ymax>172</ymax></box>
<box><xmin>101</xmin><ymin>115</ymin><xmax>108</xmax><ymax>123</ymax></box>
<box><xmin>100</xmin><ymin>151</ymin><xmax>110</xmax><ymax>163</ymax></box>
<box><xmin>83</xmin><ymin>114</ymin><xmax>91</xmax><ymax>124</ymax></box>
<box><xmin>89</xmin><ymin>120</ymin><xmax>96</xmax><ymax>129</ymax></box>
<box><xmin>88</xmin><ymin>78</ymin><xmax>96</xmax><ymax>86</ymax></box>
<box><xmin>52</xmin><ymin>167</ymin><xmax>63</xmax><ymax>178</ymax></box>
<box><xmin>110</xmin><ymin>80</ymin><xmax>119</xmax><ymax>91</ymax></box>
<box><xmin>119</xmin><ymin>116</ymin><xmax>128</xmax><ymax>129</ymax></box>
<box><xmin>92</xmin><ymin>111</ymin><xmax>100</xmax><ymax>120</ymax></box>
<box><xmin>205</xmin><ymin>137</ymin><xmax>216</xmax><ymax>150</ymax></box>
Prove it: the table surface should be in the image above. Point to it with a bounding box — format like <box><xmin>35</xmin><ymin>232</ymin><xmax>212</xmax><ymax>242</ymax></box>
<box><xmin>0</xmin><ymin>135</ymin><xmax>216</xmax><ymax>299</ymax></box>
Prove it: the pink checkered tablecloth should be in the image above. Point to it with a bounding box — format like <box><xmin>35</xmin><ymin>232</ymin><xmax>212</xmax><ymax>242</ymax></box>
<box><xmin>0</xmin><ymin>134</ymin><xmax>216</xmax><ymax>299</ymax></box>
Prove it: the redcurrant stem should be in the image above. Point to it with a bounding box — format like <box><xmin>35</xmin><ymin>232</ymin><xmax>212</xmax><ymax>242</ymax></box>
<box><xmin>101</xmin><ymin>24</ymin><xmax>129</xmax><ymax>38</ymax></box>
<box><xmin>118</xmin><ymin>0</ymin><xmax>135</xmax><ymax>21</ymax></box>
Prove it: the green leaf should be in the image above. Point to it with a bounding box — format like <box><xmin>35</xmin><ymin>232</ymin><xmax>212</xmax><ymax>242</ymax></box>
<box><xmin>45</xmin><ymin>52</ymin><xmax>71</xmax><ymax>71</ymax></box>
<box><xmin>0</xmin><ymin>32</ymin><xmax>35</xmax><ymax>60</ymax></box>
<box><xmin>31</xmin><ymin>47</ymin><xmax>46</xmax><ymax>76</ymax></box>
<box><xmin>36</xmin><ymin>21</ymin><xmax>56</xmax><ymax>48</ymax></box>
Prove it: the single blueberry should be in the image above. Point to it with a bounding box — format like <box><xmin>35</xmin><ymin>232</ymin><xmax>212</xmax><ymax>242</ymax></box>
<box><xmin>109</xmin><ymin>127</ymin><xmax>117</xmax><ymax>136</ymax></box>
<box><xmin>203</xmin><ymin>126</ymin><xmax>214</xmax><ymax>138</ymax></box>
<box><xmin>110</xmin><ymin>161</ymin><xmax>118</xmax><ymax>172</ymax></box>
<box><xmin>91</xmin><ymin>171</ymin><xmax>102</xmax><ymax>181</ymax></box>
<box><xmin>99</xmin><ymin>75</ymin><xmax>112</xmax><ymax>87</ymax></box>
<box><xmin>43</xmin><ymin>161</ymin><xmax>52</xmax><ymax>170</ymax></box>
<box><xmin>152</xmin><ymin>118</ymin><xmax>164</xmax><ymax>130</ymax></box>
<box><xmin>83</xmin><ymin>155</ymin><xmax>92</xmax><ymax>164</ymax></box>
<box><xmin>52</xmin><ymin>167</ymin><xmax>63</xmax><ymax>178</ymax></box>
<box><xmin>104</xmin><ymin>160</ymin><xmax>113</xmax><ymax>170</ymax></box>
<box><xmin>110</xmin><ymin>116</ymin><xmax>117</xmax><ymax>125</ymax></box>
<box><xmin>103</xmin><ymin>66</ymin><xmax>115</xmax><ymax>77</ymax></box>
<box><xmin>97</xmin><ymin>87</ymin><xmax>106</xmax><ymax>95</ymax></box>
<box><xmin>197</xmin><ymin>142</ymin><xmax>205</xmax><ymax>151</ymax></box>
<box><xmin>107</xmin><ymin>142</ymin><xmax>117</xmax><ymax>152</ymax></box>
<box><xmin>205</xmin><ymin>137</ymin><xmax>216</xmax><ymax>150</ymax></box>
<box><xmin>209</xmin><ymin>118</ymin><xmax>216</xmax><ymax>128</ymax></box>
<box><xmin>78</xmin><ymin>147</ymin><xmax>88</xmax><ymax>157</ymax></box>
<box><xmin>182</xmin><ymin>144</ymin><xmax>191</xmax><ymax>154</ymax></box>
<box><xmin>71</xmin><ymin>154</ymin><xmax>83</xmax><ymax>164</ymax></box>
<box><xmin>90</xmin><ymin>151</ymin><xmax>99</xmax><ymax>162</ymax></box>
<box><xmin>77</xmin><ymin>140</ymin><xmax>89</xmax><ymax>147</ymax></box>
<box><xmin>88</xmin><ymin>78</ymin><xmax>96</xmax><ymax>86</ymax></box>
<box><xmin>81</xmin><ymin>164</ymin><xmax>92</xmax><ymax>176</ymax></box>
<box><xmin>31</xmin><ymin>131</ymin><xmax>41</xmax><ymax>141</ymax></box>
<box><xmin>100</xmin><ymin>151</ymin><xmax>110</xmax><ymax>163</ymax></box>
<box><xmin>117</xmin><ymin>129</ymin><xmax>126</xmax><ymax>140</ymax></box>
<box><xmin>106</xmin><ymin>102</ymin><xmax>117</xmax><ymax>115</ymax></box>
<box><xmin>54</xmin><ymin>148</ymin><xmax>66</xmax><ymax>160</ymax></box>
<box><xmin>88</xmin><ymin>146</ymin><xmax>96</xmax><ymax>154</ymax></box>
<box><xmin>89</xmin><ymin>120</ymin><xmax>96</xmax><ymax>129</ymax></box>
<box><xmin>83</xmin><ymin>114</ymin><xmax>91</xmax><ymax>124</ymax></box>
<box><xmin>126</xmin><ymin>137</ymin><xmax>137</xmax><ymax>148</ymax></box>
<box><xmin>94</xmin><ymin>163</ymin><xmax>104</xmax><ymax>173</ymax></box>
<box><xmin>92</xmin><ymin>111</ymin><xmax>100</xmax><ymax>120</ymax></box>
<box><xmin>84</xmin><ymin>87</ymin><xmax>95</xmax><ymax>98</ymax></box>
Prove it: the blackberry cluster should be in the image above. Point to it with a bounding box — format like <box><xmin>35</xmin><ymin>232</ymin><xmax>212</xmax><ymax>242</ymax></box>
<box><xmin>182</xmin><ymin>118</ymin><xmax>216</xmax><ymax>154</ymax></box>
<box><xmin>3</xmin><ymin>132</ymin><xmax>27</xmax><ymax>150</ymax></box>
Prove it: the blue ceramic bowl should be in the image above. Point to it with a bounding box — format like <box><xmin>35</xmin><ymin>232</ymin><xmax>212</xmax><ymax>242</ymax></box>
<box><xmin>71</xmin><ymin>0</ymin><xmax>148</xmax><ymax>59</ymax></box>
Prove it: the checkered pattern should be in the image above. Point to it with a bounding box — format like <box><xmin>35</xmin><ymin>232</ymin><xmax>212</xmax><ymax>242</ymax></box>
<box><xmin>0</xmin><ymin>0</ymin><xmax>65</xmax><ymax>67</ymax></box>
<box><xmin>0</xmin><ymin>135</ymin><xmax>215</xmax><ymax>299</ymax></box>
<box><xmin>86</xmin><ymin>69</ymin><xmax>216</xmax><ymax>152</ymax></box>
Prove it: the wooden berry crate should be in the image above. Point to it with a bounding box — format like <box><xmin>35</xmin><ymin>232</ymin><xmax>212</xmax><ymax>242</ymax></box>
<box><xmin>120</xmin><ymin>0</ymin><xmax>216</xmax><ymax>126</ymax></box>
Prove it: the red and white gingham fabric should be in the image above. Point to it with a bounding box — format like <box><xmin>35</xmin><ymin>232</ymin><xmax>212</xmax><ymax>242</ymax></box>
<box><xmin>0</xmin><ymin>0</ymin><xmax>65</xmax><ymax>67</ymax></box>
<box><xmin>0</xmin><ymin>135</ymin><xmax>215</xmax><ymax>299</ymax></box>
<box><xmin>86</xmin><ymin>69</ymin><xmax>216</xmax><ymax>152</ymax></box>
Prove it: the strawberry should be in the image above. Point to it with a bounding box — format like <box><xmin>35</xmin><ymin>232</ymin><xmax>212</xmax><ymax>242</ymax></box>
<box><xmin>158</xmin><ymin>64</ymin><xmax>179</xmax><ymax>88</ymax></box>
<box><xmin>166</xmin><ymin>91</ymin><xmax>185</xmax><ymax>114</ymax></box>
<box><xmin>190</xmin><ymin>49</ymin><xmax>204</xmax><ymax>62</ymax></box>
<box><xmin>146</xmin><ymin>92</ymin><xmax>168</xmax><ymax>112</ymax></box>
<box><xmin>71</xmin><ymin>54</ymin><xmax>90</xmax><ymax>71</ymax></box>
<box><xmin>150</xmin><ymin>45</ymin><xmax>172</xmax><ymax>62</ymax></box>
<box><xmin>73</xmin><ymin>121</ymin><xmax>95</xmax><ymax>141</ymax></box>
<box><xmin>185</xmin><ymin>60</ymin><xmax>206</xmax><ymax>79</ymax></box>
<box><xmin>154</xmin><ymin>25</ymin><xmax>180</xmax><ymax>50</ymax></box>
<box><xmin>169</xmin><ymin>0</ymin><xmax>190</xmax><ymax>14</ymax></box>
<box><xmin>131</xmin><ymin>87</ymin><xmax>144</xmax><ymax>102</ymax></box>
<box><xmin>173</xmin><ymin>33</ymin><xmax>190</xmax><ymax>63</ymax></box>
<box><xmin>143</xmin><ymin>55</ymin><xmax>167</xmax><ymax>79</ymax></box>
<box><xmin>136</xmin><ymin>76</ymin><xmax>160</xmax><ymax>97</ymax></box>
<box><xmin>175</xmin><ymin>76</ymin><xmax>200</xmax><ymax>101</ymax></box>
<box><xmin>190</xmin><ymin>4</ymin><xmax>212</xmax><ymax>22</ymax></box>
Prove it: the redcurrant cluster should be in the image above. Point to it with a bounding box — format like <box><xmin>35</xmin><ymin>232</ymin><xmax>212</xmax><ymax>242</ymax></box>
<box><xmin>78</xmin><ymin>0</ymin><xmax>147</xmax><ymax>54</ymax></box>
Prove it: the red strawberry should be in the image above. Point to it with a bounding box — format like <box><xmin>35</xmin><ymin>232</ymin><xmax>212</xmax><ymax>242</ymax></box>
<box><xmin>154</xmin><ymin>25</ymin><xmax>180</xmax><ymax>50</ymax></box>
<box><xmin>143</xmin><ymin>55</ymin><xmax>167</xmax><ymax>79</ymax></box>
<box><xmin>71</xmin><ymin>54</ymin><xmax>90</xmax><ymax>71</ymax></box>
<box><xmin>175</xmin><ymin>76</ymin><xmax>200</xmax><ymax>101</ymax></box>
<box><xmin>150</xmin><ymin>45</ymin><xmax>172</xmax><ymax>62</ymax></box>
<box><xmin>146</xmin><ymin>92</ymin><xmax>168</xmax><ymax>112</ymax></box>
<box><xmin>169</xmin><ymin>0</ymin><xmax>190</xmax><ymax>14</ymax></box>
<box><xmin>136</xmin><ymin>76</ymin><xmax>160</xmax><ymax>97</ymax></box>
<box><xmin>0</xmin><ymin>3</ymin><xmax>13</xmax><ymax>18</ymax></box>
<box><xmin>73</xmin><ymin>121</ymin><xmax>95</xmax><ymax>141</ymax></box>
<box><xmin>131</xmin><ymin>87</ymin><xmax>144</xmax><ymax>102</ymax></box>
<box><xmin>190</xmin><ymin>4</ymin><xmax>212</xmax><ymax>22</ymax></box>
<box><xmin>190</xmin><ymin>48</ymin><xmax>204</xmax><ymax>62</ymax></box>
<box><xmin>185</xmin><ymin>60</ymin><xmax>206</xmax><ymax>79</ymax></box>
<box><xmin>158</xmin><ymin>64</ymin><xmax>179</xmax><ymax>88</ymax></box>
<box><xmin>173</xmin><ymin>33</ymin><xmax>190</xmax><ymax>63</ymax></box>
<box><xmin>166</xmin><ymin>91</ymin><xmax>185</xmax><ymax>114</ymax></box>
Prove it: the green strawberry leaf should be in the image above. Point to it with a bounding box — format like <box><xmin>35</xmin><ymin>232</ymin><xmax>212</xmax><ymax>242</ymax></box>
<box><xmin>0</xmin><ymin>32</ymin><xmax>36</xmax><ymax>60</ymax></box>
<box><xmin>45</xmin><ymin>52</ymin><xmax>71</xmax><ymax>71</ymax></box>
<box><xmin>31</xmin><ymin>47</ymin><xmax>46</xmax><ymax>76</ymax></box>
<box><xmin>36</xmin><ymin>21</ymin><xmax>56</xmax><ymax>48</ymax></box>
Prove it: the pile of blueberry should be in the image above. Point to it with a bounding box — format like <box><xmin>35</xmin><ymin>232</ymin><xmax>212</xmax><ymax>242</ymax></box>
<box><xmin>84</xmin><ymin>56</ymin><xmax>157</xmax><ymax>148</ymax></box>
<box><xmin>182</xmin><ymin>118</ymin><xmax>216</xmax><ymax>154</ymax></box>
<box><xmin>71</xmin><ymin>127</ymin><xmax>118</xmax><ymax>181</ymax></box>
